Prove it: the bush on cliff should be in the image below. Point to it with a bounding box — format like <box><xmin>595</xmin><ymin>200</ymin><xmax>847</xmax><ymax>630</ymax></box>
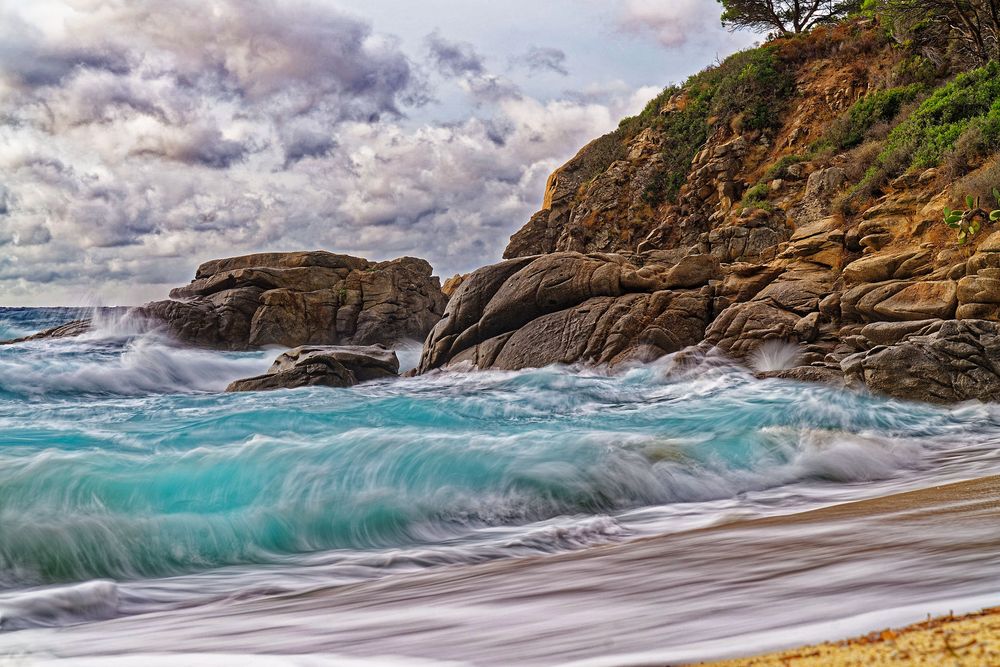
<box><xmin>636</xmin><ymin>46</ymin><xmax>795</xmax><ymax>206</ymax></box>
<box><xmin>818</xmin><ymin>83</ymin><xmax>924</xmax><ymax>150</ymax></box>
<box><xmin>849</xmin><ymin>62</ymin><xmax>1000</xmax><ymax>200</ymax></box>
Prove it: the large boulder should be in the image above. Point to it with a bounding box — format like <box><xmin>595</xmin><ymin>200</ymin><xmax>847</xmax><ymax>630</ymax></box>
<box><xmin>226</xmin><ymin>345</ymin><xmax>399</xmax><ymax>392</ymax></box>
<box><xmin>139</xmin><ymin>252</ymin><xmax>447</xmax><ymax>350</ymax></box>
<box><xmin>703</xmin><ymin>278</ymin><xmax>830</xmax><ymax>358</ymax></box>
<box><xmin>841</xmin><ymin>319</ymin><xmax>1000</xmax><ymax>403</ymax></box>
<box><xmin>418</xmin><ymin>252</ymin><xmax>714</xmax><ymax>372</ymax></box>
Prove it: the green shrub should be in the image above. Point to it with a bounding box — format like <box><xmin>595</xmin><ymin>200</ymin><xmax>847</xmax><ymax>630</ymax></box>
<box><xmin>708</xmin><ymin>47</ymin><xmax>796</xmax><ymax>131</ymax></box>
<box><xmin>820</xmin><ymin>84</ymin><xmax>924</xmax><ymax>150</ymax></box>
<box><xmin>943</xmin><ymin>191</ymin><xmax>1000</xmax><ymax>245</ymax></box>
<box><xmin>639</xmin><ymin>46</ymin><xmax>795</xmax><ymax>207</ymax></box>
<box><xmin>743</xmin><ymin>183</ymin><xmax>770</xmax><ymax>203</ymax></box>
<box><xmin>850</xmin><ymin>62</ymin><xmax>1000</xmax><ymax>201</ymax></box>
<box><xmin>741</xmin><ymin>182</ymin><xmax>775</xmax><ymax>212</ymax></box>
<box><xmin>763</xmin><ymin>154</ymin><xmax>806</xmax><ymax>181</ymax></box>
<box><xmin>885</xmin><ymin>62</ymin><xmax>1000</xmax><ymax>170</ymax></box>
<box><xmin>891</xmin><ymin>54</ymin><xmax>940</xmax><ymax>87</ymax></box>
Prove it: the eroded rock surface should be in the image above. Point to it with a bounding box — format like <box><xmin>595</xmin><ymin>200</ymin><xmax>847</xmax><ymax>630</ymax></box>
<box><xmin>140</xmin><ymin>252</ymin><xmax>447</xmax><ymax>350</ymax></box>
<box><xmin>226</xmin><ymin>345</ymin><xmax>399</xmax><ymax>392</ymax></box>
<box><xmin>418</xmin><ymin>252</ymin><xmax>715</xmax><ymax>372</ymax></box>
<box><xmin>841</xmin><ymin>320</ymin><xmax>1000</xmax><ymax>403</ymax></box>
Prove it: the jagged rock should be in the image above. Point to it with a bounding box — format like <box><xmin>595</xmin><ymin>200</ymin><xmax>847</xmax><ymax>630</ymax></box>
<box><xmin>956</xmin><ymin>269</ymin><xmax>1000</xmax><ymax>320</ymax></box>
<box><xmin>704</xmin><ymin>301</ymin><xmax>800</xmax><ymax>359</ymax></box>
<box><xmin>418</xmin><ymin>252</ymin><xmax>712</xmax><ymax>371</ymax></box>
<box><xmin>703</xmin><ymin>276</ymin><xmax>833</xmax><ymax>359</ymax></box>
<box><xmin>856</xmin><ymin>319</ymin><xmax>942</xmax><ymax>346</ymax></box>
<box><xmin>871</xmin><ymin>281</ymin><xmax>957</xmax><ymax>321</ymax></box>
<box><xmin>714</xmin><ymin>264</ymin><xmax>783</xmax><ymax>312</ymax></box>
<box><xmin>841</xmin><ymin>280</ymin><xmax>957</xmax><ymax>322</ymax></box>
<box><xmin>792</xmin><ymin>167</ymin><xmax>847</xmax><ymax>224</ymax></box>
<box><xmin>139</xmin><ymin>252</ymin><xmax>447</xmax><ymax>350</ymax></box>
<box><xmin>842</xmin><ymin>320</ymin><xmax>1000</xmax><ymax>403</ymax></box>
<box><xmin>661</xmin><ymin>254</ymin><xmax>721</xmax><ymax>288</ymax></box>
<box><xmin>441</xmin><ymin>274</ymin><xmax>466</xmax><ymax>297</ymax></box>
<box><xmin>708</xmin><ymin>220</ymin><xmax>789</xmax><ymax>263</ymax></box>
<box><xmin>226</xmin><ymin>345</ymin><xmax>399</xmax><ymax>392</ymax></box>
<box><xmin>860</xmin><ymin>233</ymin><xmax>892</xmax><ymax>252</ymax></box>
<box><xmin>967</xmin><ymin>232</ymin><xmax>1000</xmax><ymax>274</ymax></box>
<box><xmin>503</xmin><ymin>129</ymin><xmax>664</xmax><ymax>258</ymax></box>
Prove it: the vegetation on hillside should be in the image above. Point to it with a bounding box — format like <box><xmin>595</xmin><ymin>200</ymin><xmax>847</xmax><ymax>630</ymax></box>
<box><xmin>569</xmin><ymin>0</ymin><xmax>1000</xmax><ymax>228</ymax></box>
<box><xmin>637</xmin><ymin>45</ymin><xmax>795</xmax><ymax>206</ymax></box>
<box><xmin>840</xmin><ymin>61</ymin><xmax>1000</xmax><ymax>207</ymax></box>
<box><xmin>816</xmin><ymin>83</ymin><xmax>924</xmax><ymax>151</ymax></box>
<box><xmin>873</xmin><ymin>0</ymin><xmax>1000</xmax><ymax>66</ymax></box>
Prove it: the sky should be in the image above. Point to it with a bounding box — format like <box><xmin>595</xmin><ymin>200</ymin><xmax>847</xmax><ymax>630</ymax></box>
<box><xmin>0</xmin><ymin>0</ymin><xmax>757</xmax><ymax>306</ymax></box>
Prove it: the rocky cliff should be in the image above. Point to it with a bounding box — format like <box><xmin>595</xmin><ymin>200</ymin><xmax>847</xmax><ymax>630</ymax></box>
<box><xmin>422</xmin><ymin>19</ymin><xmax>1000</xmax><ymax>402</ymax></box>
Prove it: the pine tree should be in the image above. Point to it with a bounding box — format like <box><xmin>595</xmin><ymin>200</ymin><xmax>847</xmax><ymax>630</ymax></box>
<box><xmin>717</xmin><ymin>0</ymin><xmax>862</xmax><ymax>35</ymax></box>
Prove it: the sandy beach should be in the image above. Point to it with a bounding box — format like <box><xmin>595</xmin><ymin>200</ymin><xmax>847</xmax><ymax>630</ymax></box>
<box><xmin>702</xmin><ymin>605</ymin><xmax>1000</xmax><ymax>665</ymax></box>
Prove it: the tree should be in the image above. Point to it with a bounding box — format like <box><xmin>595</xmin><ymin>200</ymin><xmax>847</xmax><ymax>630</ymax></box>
<box><xmin>717</xmin><ymin>0</ymin><xmax>863</xmax><ymax>35</ymax></box>
<box><xmin>876</xmin><ymin>0</ymin><xmax>1000</xmax><ymax>66</ymax></box>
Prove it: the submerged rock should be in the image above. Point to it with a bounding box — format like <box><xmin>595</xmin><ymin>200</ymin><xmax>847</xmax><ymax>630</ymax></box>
<box><xmin>139</xmin><ymin>251</ymin><xmax>447</xmax><ymax>350</ymax></box>
<box><xmin>226</xmin><ymin>345</ymin><xmax>399</xmax><ymax>392</ymax></box>
<box><xmin>0</xmin><ymin>319</ymin><xmax>92</xmax><ymax>345</ymax></box>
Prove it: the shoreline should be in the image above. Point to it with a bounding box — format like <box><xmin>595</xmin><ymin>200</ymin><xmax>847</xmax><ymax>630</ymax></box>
<box><xmin>6</xmin><ymin>475</ymin><xmax>998</xmax><ymax>665</ymax></box>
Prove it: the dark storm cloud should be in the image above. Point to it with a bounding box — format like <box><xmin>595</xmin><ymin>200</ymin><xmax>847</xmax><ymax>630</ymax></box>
<box><xmin>130</xmin><ymin>126</ymin><xmax>257</xmax><ymax>169</ymax></box>
<box><xmin>0</xmin><ymin>15</ymin><xmax>132</xmax><ymax>89</ymax></box>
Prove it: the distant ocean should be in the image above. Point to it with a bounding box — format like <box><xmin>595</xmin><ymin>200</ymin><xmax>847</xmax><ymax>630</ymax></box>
<box><xmin>1</xmin><ymin>306</ymin><xmax>999</xmax><ymax>665</ymax></box>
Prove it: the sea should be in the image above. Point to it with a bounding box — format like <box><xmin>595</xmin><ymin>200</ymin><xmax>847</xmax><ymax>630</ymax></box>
<box><xmin>1</xmin><ymin>306</ymin><xmax>999</xmax><ymax>665</ymax></box>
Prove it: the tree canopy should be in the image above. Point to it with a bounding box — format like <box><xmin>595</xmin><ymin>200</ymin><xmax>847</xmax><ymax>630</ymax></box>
<box><xmin>876</xmin><ymin>0</ymin><xmax>1000</xmax><ymax>66</ymax></box>
<box><xmin>717</xmin><ymin>0</ymin><xmax>863</xmax><ymax>35</ymax></box>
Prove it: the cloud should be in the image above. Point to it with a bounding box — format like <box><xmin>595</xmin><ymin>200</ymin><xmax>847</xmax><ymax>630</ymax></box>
<box><xmin>424</xmin><ymin>30</ymin><xmax>520</xmax><ymax>105</ymax></box>
<box><xmin>513</xmin><ymin>47</ymin><xmax>569</xmax><ymax>77</ymax></box>
<box><xmin>425</xmin><ymin>30</ymin><xmax>485</xmax><ymax>78</ymax></box>
<box><xmin>616</xmin><ymin>0</ymin><xmax>726</xmax><ymax>49</ymax></box>
<box><xmin>0</xmin><ymin>1</ymin><xmax>655</xmax><ymax>306</ymax></box>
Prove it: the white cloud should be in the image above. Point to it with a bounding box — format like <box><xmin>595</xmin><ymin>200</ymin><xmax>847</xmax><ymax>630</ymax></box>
<box><xmin>617</xmin><ymin>0</ymin><xmax>746</xmax><ymax>49</ymax></box>
<box><xmin>0</xmin><ymin>0</ymin><xmax>655</xmax><ymax>306</ymax></box>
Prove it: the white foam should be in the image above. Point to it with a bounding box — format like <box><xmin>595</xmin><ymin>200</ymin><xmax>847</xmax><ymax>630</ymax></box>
<box><xmin>748</xmin><ymin>339</ymin><xmax>804</xmax><ymax>372</ymax></box>
<box><xmin>0</xmin><ymin>580</ymin><xmax>119</xmax><ymax>630</ymax></box>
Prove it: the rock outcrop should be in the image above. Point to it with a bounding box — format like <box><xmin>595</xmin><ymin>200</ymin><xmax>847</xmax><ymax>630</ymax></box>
<box><xmin>840</xmin><ymin>320</ymin><xmax>1000</xmax><ymax>403</ymax></box>
<box><xmin>448</xmin><ymin>20</ymin><xmax>1000</xmax><ymax>404</ymax></box>
<box><xmin>418</xmin><ymin>252</ymin><xmax>716</xmax><ymax>372</ymax></box>
<box><xmin>226</xmin><ymin>345</ymin><xmax>399</xmax><ymax>392</ymax></box>
<box><xmin>140</xmin><ymin>252</ymin><xmax>447</xmax><ymax>350</ymax></box>
<box><xmin>1</xmin><ymin>319</ymin><xmax>91</xmax><ymax>345</ymax></box>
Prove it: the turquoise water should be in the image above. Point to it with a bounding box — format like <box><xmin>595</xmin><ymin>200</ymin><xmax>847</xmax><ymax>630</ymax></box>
<box><xmin>1</xmin><ymin>307</ymin><xmax>999</xmax><ymax>661</ymax></box>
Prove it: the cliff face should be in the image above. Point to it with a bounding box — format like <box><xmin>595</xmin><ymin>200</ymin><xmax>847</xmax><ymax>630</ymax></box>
<box><xmin>504</xmin><ymin>22</ymin><xmax>891</xmax><ymax>261</ymax></box>
<box><xmin>423</xmin><ymin>19</ymin><xmax>1000</xmax><ymax>402</ymax></box>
